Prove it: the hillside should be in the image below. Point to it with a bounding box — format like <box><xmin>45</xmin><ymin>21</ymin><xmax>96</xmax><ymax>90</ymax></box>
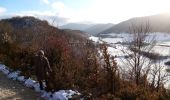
<box><xmin>84</xmin><ymin>23</ymin><xmax>114</xmax><ymax>36</ymax></box>
<box><xmin>0</xmin><ymin>16</ymin><xmax>89</xmax><ymax>44</ymax></box>
<box><xmin>59</xmin><ymin>23</ymin><xmax>114</xmax><ymax>36</ymax></box>
<box><xmin>59</xmin><ymin>23</ymin><xmax>94</xmax><ymax>31</ymax></box>
<box><xmin>100</xmin><ymin>14</ymin><xmax>170</xmax><ymax>34</ymax></box>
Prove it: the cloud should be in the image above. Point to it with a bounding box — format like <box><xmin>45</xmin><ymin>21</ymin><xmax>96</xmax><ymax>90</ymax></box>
<box><xmin>41</xmin><ymin>0</ymin><xmax>50</xmax><ymax>4</ymax></box>
<box><xmin>51</xmin><ymin>1</ymin><xmax>81</xmax><ymax>23</ymax></box>
<box><xmin>51</xmin><ymin>1</ymin><xmax>65</xmax><ymax>10</ymax></box>
<box><xmin>0</xmin><ymin>10</ymin><xmax>69</xmax><ymax>26</ymax></box>
<box><xmin>40</xmin><ymin>15</ymin><xmax>69</xmax><ymax>26</ymax></box>
<box><xmin>0</xmin><ymin>7</ymin><xmax>7</xmax><ymax>14</ymax></box>
<box><xmin>2</xmin><ymin>0</ymin><xmax>170</xmax><ymax>24</ymax></box>
<box><xmin>19</xmin><ymin>11</ymin><xmax>69</xmax><ymax>25</ymax></box>
<box><xmin>49</xmin><ymin>0</ymin><xmax>170</xmax><ymax>24</ymax></box>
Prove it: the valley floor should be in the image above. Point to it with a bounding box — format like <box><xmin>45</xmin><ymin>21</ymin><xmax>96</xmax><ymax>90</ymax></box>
<box><xmin>0</xmin><ymin>72</ymin><xmax>43</xmax><ymax>100</ymax></box>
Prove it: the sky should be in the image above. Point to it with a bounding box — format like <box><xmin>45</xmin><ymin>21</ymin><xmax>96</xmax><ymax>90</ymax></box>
<box><xmin>0</xmin><ymin>0</ymin><xmax>170</xmax><ymax>25</ymax></box>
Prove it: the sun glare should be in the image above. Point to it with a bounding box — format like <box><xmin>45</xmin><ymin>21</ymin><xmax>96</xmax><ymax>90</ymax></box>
<box><xmin>67</xmin><ymin>0</ymin><xmax>170</xmax><ymax>23</ymax></box>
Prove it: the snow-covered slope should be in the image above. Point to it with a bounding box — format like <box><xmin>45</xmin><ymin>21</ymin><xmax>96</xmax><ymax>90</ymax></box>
<box><xmin>89</xmin><ymin>32</ymin><xmax>170</xmax><ymax>89</ymax></box>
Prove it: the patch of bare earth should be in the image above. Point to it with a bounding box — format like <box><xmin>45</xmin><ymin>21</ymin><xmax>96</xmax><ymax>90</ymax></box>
<box><xmin>0</xmin><ymin>72</ymin><xmax>43</xmax><ymax>100</ymax></box>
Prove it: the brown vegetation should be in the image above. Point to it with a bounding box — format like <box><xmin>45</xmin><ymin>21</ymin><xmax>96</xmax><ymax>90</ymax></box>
<box><xmin>0</xmin><ymin>17</ymin><xmax>170</xmax><ymax>99</ymax></box>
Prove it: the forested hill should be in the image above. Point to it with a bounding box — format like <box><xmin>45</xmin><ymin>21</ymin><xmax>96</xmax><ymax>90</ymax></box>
<box><xmin>0</xmin><ymin>16</ymin><xmax>89</xmax><ymax>44</ymax></box>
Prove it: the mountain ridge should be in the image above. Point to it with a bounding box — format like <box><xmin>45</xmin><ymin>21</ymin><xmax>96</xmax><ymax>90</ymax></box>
<box><xmin>59</xmin><ymin>23</ymin><xmax>114</xmax><ymax>36</ymax></box>
<box><xmin>100</xmin><ymin>14</ymin><xmax>170</xmax><ymax>34</ymax></box>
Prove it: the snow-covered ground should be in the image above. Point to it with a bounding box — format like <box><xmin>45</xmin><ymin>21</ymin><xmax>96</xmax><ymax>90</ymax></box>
<box><xmin>89</xmin><ymin>32</ymin><xmax>170</xmax><ymax>89</ymax></box>
<box><xmin>90</xmin><ymin>32</ymin><xmax>170</xmax><ymax>56</ymax></box>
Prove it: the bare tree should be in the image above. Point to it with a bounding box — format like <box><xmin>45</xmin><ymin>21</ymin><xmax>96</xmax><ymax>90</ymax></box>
<box><xmin>150</xmin><ymin>61</ymin><xmax>170</xmax><ymax>92</ymax></box>
<box><xmin>121</xmin><ymin>22</ymin><xmax>156</xmax><ymax>85</ymax></box>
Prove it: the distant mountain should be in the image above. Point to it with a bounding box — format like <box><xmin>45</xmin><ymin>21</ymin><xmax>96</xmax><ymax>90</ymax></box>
<box><xmin>84</xmin><ymin>23</ymin><xmax>114</xmax><ymax>36</ymax></box>
<box><xmin>100</xmin><ymin>14</ymin><xmax>170</xmax><ymax>34</ymax></box>
<box><xmin>59</xmin><ymin>23</ymin><xmax>94</xmax><ymax>31</ymax></box>
<box><xmin>61</xmin><ymin>29</ymin><xmax>90</xmax><ymax>40</ymax></box>
<box><xmin>59</xmin><ymin>23</ymin><xmax>114</xmax><ymax>36</ymax></box>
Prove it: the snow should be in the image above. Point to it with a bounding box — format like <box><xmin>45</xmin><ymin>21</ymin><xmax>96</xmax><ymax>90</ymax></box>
<box><xmin>51</xmin><ymin>90</ymin><xmax>80</xmax><ymax>100</ymax></box>
<box><xmin>52</xmin><ymin>91</ymin><xmax>67</xmax><ymax>100</ymax></box>
<box><xmin>0</xmin><ymin>64</ymin><xmax>9</xmax><ymax>75</ymax></box>
<box><xmin>17</xmin><ymin>76</ymin><xmax>26</xmax><ymax>82</ymax></box>
<box><xmin>98</xmin><ymin>32</ymin><xmax>170</xmax><ymax>44</ymax></box>
<box><xmin>7</xmin><ymin>71</ymin><xmax>20</xmax><ymax>80</ymax></box>
<box><xmin>90</xmin><ymin>32</ymin><xmax>170</xmax><ymax>89</ymax></box>
<box><xmin>41</xmin><ymin>91</ymin><xmax>52</xmax><ymax>99</ymax></box>
<box><xmin>89</xmin><ymin>36</ymin><xmax>99</xmax><ymax>42</ymax></box>
<box><xmin>0</xmin><ymin>63</ymin><xmax>80</xmax><ymax>100</ymax></box>
<box><xmin>89</xmin><ymin>32</ymin><xmax>170</xmax><ymax>58</ymax></box>
<box><xmin>1</xmin><ymin>68</ymin><xmax>10</xmax><ymax>75</ymax></box>
<box><xmin>102</xmin><ymin>38</ymin><xmax>123</xmax><ymax>44</ymax></box>
<box><xmin>0</xmin><ymin>64</ymin><xmax>6</xmax><ymax>70</ymax></box>
<box><xmin>152</xmin><ymin>32</ymin><xmax>170</xmax><ymax>42</ymax></box>
<box><xmin>152</xmin><ymin>45</ymin><xmax>170</xmax><ymax>56</ymax></box>
<box><xmin>24</xmin><ymin>78</ymin><xmax>36</xmax><ymax>88</ymax></box>
<box><xmin>33</xmin><ymin>83</ymin><xmax>41</xmax><ymax>92</ymax></box>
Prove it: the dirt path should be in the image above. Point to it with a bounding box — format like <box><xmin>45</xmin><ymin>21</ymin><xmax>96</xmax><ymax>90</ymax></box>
<box><xmin>0</xmin><ymin>72</ymin><xmax>43</xmax><ymax>100</ymax></box>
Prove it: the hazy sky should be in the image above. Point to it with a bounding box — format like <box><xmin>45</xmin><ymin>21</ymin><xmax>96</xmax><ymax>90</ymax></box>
<box><xmin>0</xmin><ymin>0</ymin><xmax>170</xmax><ymax>25</ymax></box>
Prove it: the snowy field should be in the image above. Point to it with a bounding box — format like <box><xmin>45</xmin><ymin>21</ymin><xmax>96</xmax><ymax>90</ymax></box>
<box><xmin>90</xmin><ymin>32</ymin><xmax>170</xmax><ymax>57</ymax></box>
<box><xmin>90</xmin><ymin>32</ymin><xmax>170</xmax><ymax>89</ymax></box>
